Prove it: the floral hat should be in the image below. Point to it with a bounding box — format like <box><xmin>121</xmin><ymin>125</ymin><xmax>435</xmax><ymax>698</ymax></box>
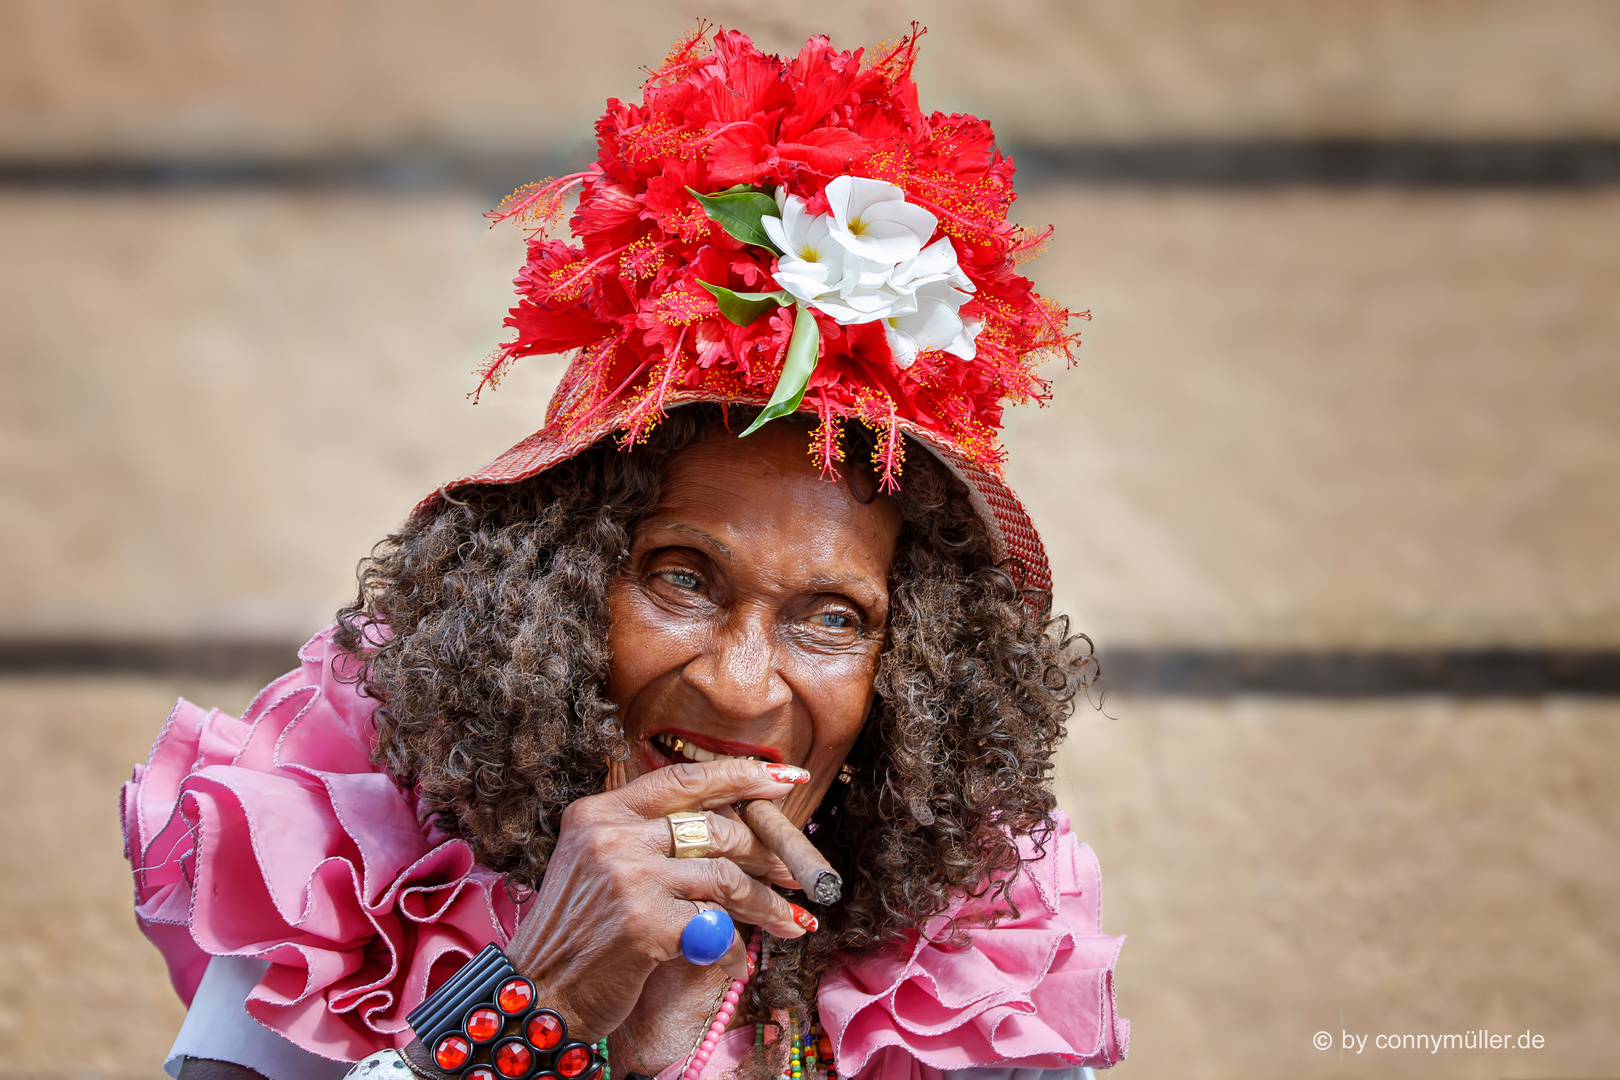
<box><xmin>426</xmin><ymin>25</ymin><xmax>1086</xmax><ymax>603</ymax></box>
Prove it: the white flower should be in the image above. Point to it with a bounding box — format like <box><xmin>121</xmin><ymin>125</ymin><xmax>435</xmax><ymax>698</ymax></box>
<box><xmin>889</xmin><ymin>235</ymin><xmax>973</xmax><ymax>295</ymax></box>
<box><xmin>762</xmin><ymin>189</ymin><xmax>851</xmax><ymax>305</ymax></box>
<box><xmin>766</xmin><ymin>178</ymin><xmax>978</xmax><ymax>368</ymax></box>
<box><xmin>886</xmin><ymin>280</ymin><xmax>981</xmax><ymax>369</ymax></box>
<box><xmin>824</xmin><ymin>175</ymin><xmax>938</xmax><ymax>265</ymax></box>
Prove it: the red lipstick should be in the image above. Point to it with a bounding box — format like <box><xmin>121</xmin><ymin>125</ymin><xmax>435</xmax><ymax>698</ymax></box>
<box><xmin>651</xmin><ymin>727</ymin><xmax>782</xmax><ymax>763</ymax></box>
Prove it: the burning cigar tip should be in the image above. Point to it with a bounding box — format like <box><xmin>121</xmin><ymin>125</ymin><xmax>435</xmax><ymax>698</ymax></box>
<box><xmin>807</xmin><ymin>868</ymin><xmax>843</xmax><ymax>906</ymax></box>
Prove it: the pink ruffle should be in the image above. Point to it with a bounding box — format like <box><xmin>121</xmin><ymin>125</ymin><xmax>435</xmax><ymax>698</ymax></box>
<box><xmin>121</xmin><ymin>623</ymin><xmax>525</xmax><ymax>1063</ymax></box>
<box><xmin>123</xmin><ymin>624</ymin><xmax>1126</xmax><ymax>1071</ymax></box>
<box><xmin>817</xmin><ymin>810</ymin><xmax>1129</xmax><ymax>1077</ymax></box>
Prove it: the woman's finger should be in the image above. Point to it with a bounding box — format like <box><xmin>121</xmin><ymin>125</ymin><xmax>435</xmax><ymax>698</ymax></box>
<box><xmin>715</xmin><ymin>914</ymin><xmax>751</xmax><ymax>981</ymax></box>
<box><xmin>641</xmin><ymin>808</ymin><xmax>801</xmax><ymax>888</ymax></box>
<box><xmin>615</xmin><ymin>758</ymin><xmax>810</xmax><ymax>820</ymax></box>
<box><xmin>664</xmin><ymin>857</ymin><xmax>815</xmax><ymax>941</ymax></box>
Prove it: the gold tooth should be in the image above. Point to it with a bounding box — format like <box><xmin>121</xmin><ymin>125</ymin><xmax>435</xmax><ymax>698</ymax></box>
<box><xmin>655</xmin><ymin>736</ymin><xmax>760</xmax><ymax>763</ymax></box>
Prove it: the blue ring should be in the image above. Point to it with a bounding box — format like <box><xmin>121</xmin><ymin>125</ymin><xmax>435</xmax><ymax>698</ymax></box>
<box><xmin>679</xmin><ymin>907</ymin><xmax>735</xmax><ymax>966</ymax></box>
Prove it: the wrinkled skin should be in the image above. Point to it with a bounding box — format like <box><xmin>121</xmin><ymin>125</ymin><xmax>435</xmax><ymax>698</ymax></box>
<box><xmin>183</xmin><ymin>426</ymin><xmax>902</xmax><ymax>1080</ymax></box>
<box><xmin>507</xmin><ymin>424</ymin><xmax>902</xmax><ymax>1071</ymax></box>
<box><xmin>607</xmin><ymin>424</ymin><xmax>901</xmax><ymax>831</ymax></box>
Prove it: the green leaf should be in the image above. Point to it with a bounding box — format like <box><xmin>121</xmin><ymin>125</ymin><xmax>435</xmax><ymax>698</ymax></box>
<box><xmin>687</xmin><ymin>187</ymin><xmax>782</xmax><ymax>252</ymax></box>
<box><xmin>698</xmin><ymin>280</ymin><xmax>793</xmax><ymax>326</ymax></box>
<box><xmin>741</xmin><ymin>304</ymin><xmax>820</xmax><ymax>437</ymax></box>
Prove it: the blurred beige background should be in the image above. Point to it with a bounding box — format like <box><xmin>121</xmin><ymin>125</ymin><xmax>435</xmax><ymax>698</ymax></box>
<box><xmin>2</xmin><ymin>3</ymin><xmax>1618</xmax><ymax>1079</ymax></box>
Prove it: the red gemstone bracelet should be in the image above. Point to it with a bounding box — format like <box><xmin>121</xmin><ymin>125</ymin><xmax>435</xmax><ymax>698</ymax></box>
<box><xmin>406</xmin><ymin>944</ymin><xmax>606</xmax><ymax>1080</ymax></box>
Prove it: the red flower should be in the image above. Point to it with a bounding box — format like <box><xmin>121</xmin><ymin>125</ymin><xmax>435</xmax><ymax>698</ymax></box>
<box><xmin>480</xmin><ymin>25</ymin><xmax>1083</xmax><ymax>480</ymax></box>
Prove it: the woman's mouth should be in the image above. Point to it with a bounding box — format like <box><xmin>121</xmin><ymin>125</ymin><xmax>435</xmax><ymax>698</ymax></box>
<box><xmin>650</xmin><ymin>731</ymin><xmax>778</xmax><ymax>765</ymax></box>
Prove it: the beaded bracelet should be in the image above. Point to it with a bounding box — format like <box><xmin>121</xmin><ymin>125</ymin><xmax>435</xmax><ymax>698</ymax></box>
<box><xmin>406</xmin><ymin>944</ymin><xmax>608</xmax><ymax>1080</ymax></box>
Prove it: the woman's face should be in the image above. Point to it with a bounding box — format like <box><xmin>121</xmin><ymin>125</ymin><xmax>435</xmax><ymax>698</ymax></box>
<box><xmin>606</xmin><ymin>423</ymin><xmax>902</xmax><ymax>826</ymax></box>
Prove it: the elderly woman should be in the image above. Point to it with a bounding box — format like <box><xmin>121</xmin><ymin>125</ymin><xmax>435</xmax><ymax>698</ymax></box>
<box><xmin>122</xmin><ymin>28</ymin><xmax>1128</xmax><ymax>1080</ymax></box>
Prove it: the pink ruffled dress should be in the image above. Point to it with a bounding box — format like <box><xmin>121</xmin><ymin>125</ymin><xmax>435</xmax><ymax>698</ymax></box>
<box><xmin>123</xmin><ymin>625</ymin><xmax>1129</xmax><ymax>1076</ymax></box>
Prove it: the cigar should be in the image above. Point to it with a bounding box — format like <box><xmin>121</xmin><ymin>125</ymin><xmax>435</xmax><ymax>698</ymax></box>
<box><xmin>739</xmin><ymin>799</ymin><xmax>843</xmax><ymax>906</ymax></box>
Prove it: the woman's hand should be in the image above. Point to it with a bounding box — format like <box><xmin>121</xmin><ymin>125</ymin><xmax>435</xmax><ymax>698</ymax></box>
<box><xmin>502</xmin><ymin>758</ymin><xmax>815</xmax><ymax>1042</ymax></box>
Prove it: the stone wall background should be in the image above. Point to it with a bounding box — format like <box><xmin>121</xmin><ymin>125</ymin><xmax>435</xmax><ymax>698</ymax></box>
<box><xmin>1</xmin><ymin>3</ymin><xmax>1616</xmax><ymax>1078</ymax></box>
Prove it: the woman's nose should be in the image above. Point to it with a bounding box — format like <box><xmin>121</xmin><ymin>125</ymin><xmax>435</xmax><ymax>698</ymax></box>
<box><xmin>682</xmin><ymin>614</ymin><xmax>792</xmax><ymax>724</ymax></box>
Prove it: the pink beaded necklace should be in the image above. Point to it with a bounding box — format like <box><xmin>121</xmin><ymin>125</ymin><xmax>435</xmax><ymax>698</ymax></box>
<box><xmin>677</xmin><ymin>928</ymin><xmax>763</xmax><ymax>1080</ymax></box>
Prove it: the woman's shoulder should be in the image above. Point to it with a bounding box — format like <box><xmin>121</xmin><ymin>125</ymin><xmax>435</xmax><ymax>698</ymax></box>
<box><xmin>817</xmin><ymin>811</ymin><xmax>1129</xmax><ymax>1078</ymax></box>
<box><xmin>122</xmin><ymin>622</ymin><xmax>522</xmax><ymax>1064</ymax></box>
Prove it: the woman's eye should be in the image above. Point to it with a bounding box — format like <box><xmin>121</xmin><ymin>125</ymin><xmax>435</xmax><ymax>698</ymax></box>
<box><xmin>813</xmin><ymin>612</ymin><xmax>854</xmax><ymax>630</ymax></box>
<box><xmin>662</xmin><ymin>570</ymin><xmax>702</xmax><ymax>591</ymax></box>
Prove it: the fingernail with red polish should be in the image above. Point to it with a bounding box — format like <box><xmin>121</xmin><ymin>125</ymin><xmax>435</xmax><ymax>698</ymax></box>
<box><xmin>765</xmin><ymin>763</ymin><xmax>810</xmax><ymax>784</ymax></box>
<box><xmin>789</xmin><ymin>903</ymin><xmax>818</xmax><ymax>932</ymax></box>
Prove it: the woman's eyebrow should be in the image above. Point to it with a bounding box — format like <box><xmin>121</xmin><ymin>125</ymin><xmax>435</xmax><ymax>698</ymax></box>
<box><xmin>804</xmin><ymin>575</ymin><xmax>879</xmax><ymax>594</ymax></box>
<box><xmin>643</xmin><ymin>521</ymin><xmax>736</xmax><ymax>561</ymax></box>
<box><xmin>804</xmin><ymin>577</ymin><xmax>890</xmax><ymax>620</ymax></box>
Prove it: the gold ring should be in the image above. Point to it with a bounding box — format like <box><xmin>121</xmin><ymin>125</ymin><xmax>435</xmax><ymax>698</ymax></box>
<box><xmin>667</xmin><ymin>810</ymin><xmax>711</xmax><ymax>859</ymax></box>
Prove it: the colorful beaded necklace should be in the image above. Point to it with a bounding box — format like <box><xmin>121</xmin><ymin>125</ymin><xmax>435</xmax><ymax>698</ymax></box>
<box><xmin>679</xmin><ymin>928</ymin><xmax>763</xmax><ymax>1080</ymax></box>
<box><xmin>594</xmin><ymin>930</ymin><xmax>834</xmax><ymax>1080</ymax></box>
<box><xmin>785</xmin><ymin>1008</ymin><xmax>835</xmax><ymax>1080</ymax></box>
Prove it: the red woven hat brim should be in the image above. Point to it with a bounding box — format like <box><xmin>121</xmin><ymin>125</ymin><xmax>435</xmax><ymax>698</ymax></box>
<box><xmin>416</xmin><ymin>396</ymin><xmax>1052</xmax><ymax>612</ymax></box>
